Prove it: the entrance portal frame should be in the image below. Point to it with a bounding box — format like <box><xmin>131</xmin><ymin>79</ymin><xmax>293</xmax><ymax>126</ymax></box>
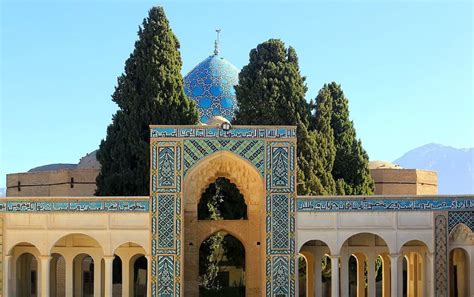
<box><xmin>150</xmin><ymin>125</ymin><xmax>297</xmax><ymax>297</ymax></box>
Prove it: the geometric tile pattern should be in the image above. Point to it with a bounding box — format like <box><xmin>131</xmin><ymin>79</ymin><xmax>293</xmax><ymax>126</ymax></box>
<box><xmin>271</xmin><ymin>256</ymin><xmax>290</xmax><ymax>296</ymax></box>
<box><xmin>151</xmin><ymin>141</ymin><xmax>182</xmax><ymax>297</ymax></box>
<box><xmin>0</xmin><ymin>199</ymin><xmax>149</xmax><ymax>212</ymax></box>
<box><xmin>183</xmin><ymin>139</ymin><xmax>264</xmax><ymax>176</ymax></box>
<box><xmin>265</xmin><ymin>141</ymin><xmax>296</xmax><ymax>296</ymax></box>
<box><xmin>296</xmin><ymin>197</ymin><xmax>474</xmax><ymax>212</ymax></box>
<box><xmin>435</xmin><ymin>214</ymin><xmax>448</xmax><ymax>297</ymax></box>
<box><xmin>448</xmin><ymin>211</ymin><xmax>474</xmax><ymax>233</ymax></box>
<box><xmin>151</xmin><ymin>125</ymin><xmax>297</xmax><ymax>297</ymax></box>
<box><xmin>150</xmin><ymin>126</ymin><xmax>296</xmax><ymax>139</ymax></box>
<box><xmin>183</xmin><ymin>55</ymin><xmax>239</xmax><ymax>123</ymax></box>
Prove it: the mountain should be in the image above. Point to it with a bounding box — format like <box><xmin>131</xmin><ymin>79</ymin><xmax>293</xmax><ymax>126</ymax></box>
<box><xmin>394</xmin><ymin>143</ymin><xmax>474</xmax><ymax>194</ymax></box>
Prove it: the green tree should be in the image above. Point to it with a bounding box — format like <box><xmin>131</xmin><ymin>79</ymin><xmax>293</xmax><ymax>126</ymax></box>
<box><xmin>312</xmin><ymin>82</ymin><xmax>374</xmax><ymax>195</ymax></box>
<box><xmin>95</xmin><ymin>7</ymin><xmax>199</xmax><ymax>196</ymax></box>
<box><xmin>234</xmin><ymin>39</ymin><xmax>332</xmax><ymax>194</ymax></box>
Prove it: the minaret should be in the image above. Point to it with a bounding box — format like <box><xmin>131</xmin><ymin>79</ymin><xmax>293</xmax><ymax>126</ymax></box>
<box><xmin>214</xmin><ymin>29</ymin><xmax>221</xmax><ymax>56</ymax></box>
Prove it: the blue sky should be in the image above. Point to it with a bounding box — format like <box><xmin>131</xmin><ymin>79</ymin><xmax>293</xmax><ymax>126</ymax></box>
<box><xmin>1</xmin><ymin>0</ymin><xmax>473</xmax><ymax>189</ymax></box>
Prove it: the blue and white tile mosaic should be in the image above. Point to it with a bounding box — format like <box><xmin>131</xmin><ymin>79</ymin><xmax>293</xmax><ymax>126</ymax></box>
<box><xmin>296</xmin><ymin>197</ymin><xmax>474</xmax><ymax>212</ymax></box>
<box><xmin>150</xmin><ymin>126</ymin><xmax>296</xmax><ymax>139</ymax></box>
<box><xmin>0</xmin><ymin>200</ymin><xmax>149</xmax><ymax>212</ymax></box>
<box><xmin>184</xmin><ymin>55</ymin><xmax>239</xmax><ymax>123</ymax></box>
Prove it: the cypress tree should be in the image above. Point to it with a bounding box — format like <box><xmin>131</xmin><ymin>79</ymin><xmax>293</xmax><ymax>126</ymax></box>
<box><xmin>320</xmin><ymin>82</ymin><xmax>374</xmax><ymax>195</ymax></box>
<box><xmin>234</xmin><ymin>39</ymin><xmax>331</xmax><ymax>194</ymax></box>
<box><xmin>96</xmin><ymin>7</ymin><xmax>199</xmax><ymax>196</ymax></box>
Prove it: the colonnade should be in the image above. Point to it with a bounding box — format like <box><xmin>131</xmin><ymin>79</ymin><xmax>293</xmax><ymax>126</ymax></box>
<box><xmin>4</xmin><ymin>242</ymin><xmax>151</xmax><ymax>297</ymax></box>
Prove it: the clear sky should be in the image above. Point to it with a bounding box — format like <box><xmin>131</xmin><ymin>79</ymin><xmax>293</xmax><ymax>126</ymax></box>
<box><xmin>1</xmin><ymin>0</ymin><xmax>473</xmax><ymax>189</ymax></box>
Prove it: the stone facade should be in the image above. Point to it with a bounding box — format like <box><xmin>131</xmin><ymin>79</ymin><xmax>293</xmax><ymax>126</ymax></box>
<box><xmin>370</xmin><ymin>168</ymin><xmax>438</xmax><ymax>195</ymax></box>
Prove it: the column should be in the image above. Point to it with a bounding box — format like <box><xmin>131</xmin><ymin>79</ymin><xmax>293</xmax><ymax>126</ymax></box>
<box><xmin>367</xmin><ymin>253</ymin><xmax>376</xmax><ymax>297</ymax></box>
<box><xmin>330</xmin><ymin>255</ymin><xmax>340</xmax><ymax>297</ymax></box>
<box><xmin>388</xmin><ymin>254</ymin><xmax>400</xmax><ymax>297</ymax></box>
<box><xmin>355</xmin><ymin>253</ymin><xmax>366</xmax><ymax>297</ymax></box>
<box><xmin>65</xmin><ymin>256</ymin><xmax>74</xmax><ymax>297</ymax></box>
<box><xmin>146</xmin><ymin>255</ymin><xmax>152</xmax><ymax>297</ymax></box>
<box><xmin>3</xmin><ymin>255</ymin><xmax>11</xmax><ymax>297</ymax></box>
<box><xmin>424</xmin><ymin>253</ymin><xmax>434</xmax><ymax>297</ymax></box>
<box><xmin>39</xmin><ymin>255</ymin><xmax>52</xmax><ymax>297</ymax></box>
<box><xmin>121</xmin><ymin>255</ymin><xmax>130</xmax><ymax>297</ymax></box>
<box><xmin>93</xmin><ymin>256</ymin><xmax>102</xmax><ymax>297</ymax></box>
<box><xmin>340</xmin><ymin>254</ymin><xmax>349</xmax><ymax>297</ymax></box>
<box><xmin>103</xmin><ymin>256</ymin><xmax>115</xmax><ymax>297</ymax></box>
<box><xmin>381</xmin><ymin>254</ymin><xmax>391</xmax><ymax>297</ymax></box>
<box><xmin>314</xmin><ymin>249</ymin><xmax>322</xmax><ymax>297</ymax></box>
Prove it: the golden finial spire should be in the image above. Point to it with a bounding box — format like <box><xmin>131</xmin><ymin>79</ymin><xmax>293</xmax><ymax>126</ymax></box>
<box><xmin>214</xmin><ymin>29</ymin><xmax>221</xmax><ymax>56</ymax></box>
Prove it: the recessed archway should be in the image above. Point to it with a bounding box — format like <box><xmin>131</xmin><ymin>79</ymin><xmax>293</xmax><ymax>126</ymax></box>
<box><xmin>399</xmin><ymin>240</ymin><xmax>429</xmax><ymax>297</ymax></box>
<box><xmin>199</xmin><ymin>231</ymin><xmax>246</xmax><ymax>296</ymax></box>
<box><xmin>340</xmin><ymin>233</ymin><xmax>390</xmax><ymax>297</ymax></box>
<box><xmin>449</xmin><ymin>248</ymin><xmax>470</xmax><ymax>297</ymax></box>
<box><xmin>183</xmin><ymin>151</ymin><xmax>265</xmax><ymax>297</ymax></box>
<box><xmin>299</xmin><ymin>239</ymin><xmax>332</xmax><ymax>297</ymax></box>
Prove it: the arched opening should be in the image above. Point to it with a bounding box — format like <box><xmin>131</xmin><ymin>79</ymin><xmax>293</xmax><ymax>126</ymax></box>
<box><xmin>340</xmin><ymin>233</ymin><xmax>389</xmax><ymax>297</ymax></box>
<box><xmin>449</xmin><ymin>248</ymin><xmax>470</xmax><ymax>297</ymax></box>
<box><xmin>299</xmin><ymin>239</ymin><xmax>332</xmax><ymax>297</ymax></box>
<box><xmin>131</xmin><ymin>255</ymin><xmax>147</xmax><ymax>297</ymax></box>
<box><xmin>113</xmin><ymin>242</ymin><xmax>148</xmax><ymax>297</ymax></box>
<box><xmin>184</xmin><ymin>152</ymin><xmax>265</xmax><ymax>296</ymax></box>
<box><xmin>400</xmin><ymin>240</ymin><xmax>429</xmax><ymax>297</ymax></box>
<box><xmin>113</xmin><ymin>255</ymin><xmax>122</xmax><ymax>296</ymax></box>
<box><xmin>198</xmin><ymin>177</ymin><xmax>247</xmax><ymax>220</ymax></box>
<box><xmin>199</xmin><ymin>231</ymin><xmax>245</xmax><ymax>296</ymax></box>
<box><xmin>16</xmin><ymin>252</ymin><xmax>38</xmax><ymax>297</ymax></box>
<box><xmin>73</xmin><ymin>254</ymin><xmax>94</xmax><ymax>297</ymax></box>
<box><xmin>298</xmin><ymin>254</ymin><xmax>308</xmax><ymax>297</ymax></box>
<box><xmin>51</xmin><ymin>253</ymin><xmax>66</xmax><ymax>297</ymax></box>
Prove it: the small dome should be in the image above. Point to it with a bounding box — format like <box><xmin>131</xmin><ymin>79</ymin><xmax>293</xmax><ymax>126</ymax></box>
<box><xmin>205</xmin><ymin>115</ymin><xmax>230</xmax><ymax>127</ymax></box>
<box><xmin>369</xmin><ymin>160</ymin><xmax>403</xmax><ymax>170</ymax></box>
<box><xmin>184</xmin><ymin>54</ymin><xmax>239</xmax><ymax>123</ymax></box>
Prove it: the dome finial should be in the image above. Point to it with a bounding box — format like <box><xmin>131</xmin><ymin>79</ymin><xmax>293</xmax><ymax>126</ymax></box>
<box><xmin>214</xmin><ymin>29</ymin><xmax>221</xmax><ymax>56</ymax></box>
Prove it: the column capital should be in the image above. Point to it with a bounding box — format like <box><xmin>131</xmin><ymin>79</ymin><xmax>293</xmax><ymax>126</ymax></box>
<box><xmin>103</xmin><ymin>255</ymin><xmax>115</xmax><ymax>262</ymax></box>
<box><xmin>388</xmin><ymin>253</ymin><xmax>401</xmax><ymax>259</ymax></box>
<box><xmin>39</xmin><ymin>255</ymin><xmax>52</xmax><ymax>261</ymax></box>
<box><xmin>329</xmin><ymin>254</ymin><xmax>340</xmax><ymax>259</ymax></box>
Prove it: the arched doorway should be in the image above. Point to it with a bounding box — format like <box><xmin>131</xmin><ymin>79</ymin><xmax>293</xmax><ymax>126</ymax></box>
<box><xmin>131</xmin><ymin>255</ymin><xmax>148</xmax><ymax>297</ymax></box>
<box><xmin>73</xmin><ymin>253</ymin><xmax>94</xmax><ymax>297</ymax></box>
<box><xmin>399</xmin><ymin>240</ymin><xmax>429</xmax><ymax>297</ymax></box>
<box><xmin>183</xmin><ymin>151</ymin><xmax>265</xmax><ymax>297</ymax></box>
<box><xmin>16</xmin><ymin>252</ymin><xmax>38</xmax><ymax>297</ymax></box>
<box><xmin>449</xmin><ymin>248</ymin><xmax>470</xmax><ymax>297</ymax></box>
<box><xmin>51</xmin><ymin>253</ymin><xmax>66</xmax><ymax>297</ymax></box>
<box><xmin>199</xmin><ymin>231</ymin><xmax>245</xmax><ymax>296</ymax></box>
<box><xmin>299</xmin><ymin>239</ymin><xmax>332</xmax><ymax>297</ymax></box>
<box><xmin>340</xmin><ymin>233</ymin><xmax>390</xmax><ymax>297</ymax></box>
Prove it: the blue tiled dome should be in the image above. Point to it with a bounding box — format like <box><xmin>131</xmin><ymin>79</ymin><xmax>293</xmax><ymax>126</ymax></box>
<box><xmin>184</xmin><ymin>55</ymin><xmax>239</xmax><ymax>123</ymax></box>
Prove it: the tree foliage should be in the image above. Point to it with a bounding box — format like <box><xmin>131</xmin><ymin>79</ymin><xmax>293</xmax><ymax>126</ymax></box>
<box><xmin>95</xmin><ymin>7</ymin><xmax>199</xmax><ymax>196</ymax></box>
<box><xmin>234</xmin><ymin>39</ymin><xmax>331</xmax><ymax>194</ymax></box>
<box><xmin>311</xmin><ymin>82</ymin><xmax>374</xmax><ymax>195</ymax></box>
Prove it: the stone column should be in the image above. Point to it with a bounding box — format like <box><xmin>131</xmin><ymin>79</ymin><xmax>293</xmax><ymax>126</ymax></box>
<box><xmin>340</xmin><ymin>253</ymin><xmax>349</xmax><ymax>297</ymax></box>
<box><xmin>146</xmin><ymin>255</ymin><xmax>152</xmax><ymax>297</ymax></box>
<box><xmin>355</xmin><ymin>253</ymin><xmax>366</xmax><ymax>297</ymax></box>
<box><xmin>3</xmin><ymin>255</ymin><xmax>11</xmax><ymax>297</ymax></box>
<box><xmin>367</xmin><ymin>253</ymin><xmax>376</xmax><ymax>297</ymax></box>
<box><xmin>39</xmin><ymin>255</ymin><xmax>52</xmax><ymax>297</ymax></box>
<box><xmin>381</xmin><ymin>254</ymin><xmax>391</xmax><ymax>297</ymax></box>
<box><xmin>64</xmin><ymin>256</ymin><xmax>74</xmax><ymax>297</ymax></box>
<box><xmin>314</xmin><ymin>249</ymin><xmax>322</xmax><ymax>297</ymax></box>
<box><xmin>103</xmin><ymin>256</ymin><xmax>114</xmax><ymax>297</ymax></box>
<box><xmin>121</xmin><ymin>255</ymin><xmax>130</xmax><ymax>297</ymax></box>
<box><xmin>330</xmin><ymin>255</ymin><xmax>340</xmax><ymax>297</ymax></box>
<box><xmin>388</xmin><ymin>254</ymin><xmax>400</xmax><ymax>297</ymax></box>
<box><xmin>425</xmin><ymin>253</ymin><xmax>434</xmax><ymax>297</ymax></box>
<box><xmin>93</xmin><ymin>256</ymin><xmax>102</xmax><ymax>297</ymax></box>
